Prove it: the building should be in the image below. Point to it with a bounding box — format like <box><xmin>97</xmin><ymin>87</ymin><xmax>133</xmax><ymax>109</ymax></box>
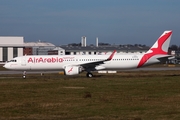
<box><xmin>81</xmin><ymin>36</ymin><xmax>86</xmax><ymax>47</ymax></box>
<box><xmin>58</xmin><ymin>36</ymin><xmax>150</xmax><ymax>55</ymax></box>
<box><xmin>59</xmin><ymin>45</ymin><xmax>149</xmax><ymax>55</ymax></box>
<box><xmin>48</xmin><ymin>47</ymin><xmax>65</xmax><ymax>55</ymax></box>
<box><xmin>0</xmin><ymin>37</ymin><xmax>24</xmax><ymax>63</ymax></box>
<box><xmin>24</xmin><ymin>41</ymin><xmax>56</xmax><ymax>55</ymax></box>
<box><xmin>0</xmin><ymin>37</ymin><xmax>56</xmax><ymax>64</ymax></box>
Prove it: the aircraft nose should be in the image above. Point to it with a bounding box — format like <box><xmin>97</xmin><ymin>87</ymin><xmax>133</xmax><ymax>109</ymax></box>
<box><xmin>3</xmin><ymin>63</ymin><xmax>9</xmax><ymax>69</ymax></box>
<box><xmin>3</xmin><ymin>64</ymin><xmax>6</xmax><ymax>68</ymax></box>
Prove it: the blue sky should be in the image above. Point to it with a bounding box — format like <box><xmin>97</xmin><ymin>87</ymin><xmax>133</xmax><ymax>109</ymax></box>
<box><xmin>0</xmin><ymin>0</ymin><xmax>180</xmax><ymax>46</ymax></box>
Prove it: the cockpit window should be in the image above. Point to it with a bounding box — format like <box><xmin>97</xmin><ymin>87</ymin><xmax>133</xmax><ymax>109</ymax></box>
<box><xmin>9</xmin><ymin>60</ymin><xmax>17</xmax><ymax>62</ymax></box>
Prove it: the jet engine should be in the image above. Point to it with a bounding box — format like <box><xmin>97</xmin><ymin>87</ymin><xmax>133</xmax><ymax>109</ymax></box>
<box><xmin>64</xmin><ymin>66</ymin><xmax>83</xmax><ymax>75</ymax></box>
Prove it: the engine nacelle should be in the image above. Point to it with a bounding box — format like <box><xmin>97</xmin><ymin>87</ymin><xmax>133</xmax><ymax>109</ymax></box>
<box><xmin>64</xmin><ymin>66</ymin><xmax>83</xmax><ymax>75</ymax></box>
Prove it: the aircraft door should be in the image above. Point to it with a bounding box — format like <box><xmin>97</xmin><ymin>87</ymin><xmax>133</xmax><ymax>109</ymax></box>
<box><xmin>21</xmin><ymin>56</ymin><xmax>26</xmax><ymax>66</ymax></box>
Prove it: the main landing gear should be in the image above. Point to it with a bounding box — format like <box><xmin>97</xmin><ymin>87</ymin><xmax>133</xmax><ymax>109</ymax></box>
<box><xmin>86</xmin><ymin>72</ymin><xmax>93</xmax><ymax>78</ymax></box>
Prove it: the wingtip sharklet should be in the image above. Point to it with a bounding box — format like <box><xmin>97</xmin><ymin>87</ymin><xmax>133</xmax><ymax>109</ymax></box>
<box><xmin>107</xmin><ymin>50</ymin><xmax>116</xmax><ymax>61</ymax></box>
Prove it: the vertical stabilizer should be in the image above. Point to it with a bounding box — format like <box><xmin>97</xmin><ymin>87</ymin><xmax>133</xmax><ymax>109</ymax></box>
<box><xmin>146</xmin><ymin>30</ymin><xmax>172</xmax><ymax>54</ymax></box>
<box><xmin>137</xmin><ymin>30</ymin><xmax>172</xmax><ymax>68</ymax></box>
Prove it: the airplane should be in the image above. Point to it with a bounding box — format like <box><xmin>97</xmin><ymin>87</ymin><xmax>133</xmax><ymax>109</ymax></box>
<box><xmin>3</xmin><ymin>30</ymin><xmax>173</xmax><ymax>78</ymax></box>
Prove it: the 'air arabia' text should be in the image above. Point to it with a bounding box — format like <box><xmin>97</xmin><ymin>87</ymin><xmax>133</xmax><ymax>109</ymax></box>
<box><xmin>28</xmin><ymin>57</ymin><xmax>63</xmax><ymax>63</ymax></box>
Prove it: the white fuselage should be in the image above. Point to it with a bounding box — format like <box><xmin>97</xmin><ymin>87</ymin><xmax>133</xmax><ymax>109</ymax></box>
<box><xmin>4</xmin><ymin>54</ymin><xmax>159</xmax><ymax>71</ymax></box>
<box><xmin>3</xmin><ymin>30</ymin><xmax>172</xmax><ymax>78</ymax></box>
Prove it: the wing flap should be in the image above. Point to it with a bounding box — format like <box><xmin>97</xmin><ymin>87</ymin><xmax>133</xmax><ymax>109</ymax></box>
<box><xmin>80</xmin><ymin>50</ymin><xmax>116</xmax><ymax>70</ymax></box>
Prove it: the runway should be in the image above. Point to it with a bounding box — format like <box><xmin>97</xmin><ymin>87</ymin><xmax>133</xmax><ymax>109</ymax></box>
<box><xmin>0</xmin><ymin>67</ymin><xmax>180</xmax><ymax>75</ymax></box>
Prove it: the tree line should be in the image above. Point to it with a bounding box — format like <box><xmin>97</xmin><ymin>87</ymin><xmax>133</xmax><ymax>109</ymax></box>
<box><xmin>169</xmin><ymin>45</ymin><xmax>180</xmax><ymax>51</ymax></box>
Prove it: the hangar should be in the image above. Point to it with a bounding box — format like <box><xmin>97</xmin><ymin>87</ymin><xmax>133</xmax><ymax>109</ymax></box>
<box><xmin>0</xmin><ymin>37</ymin><xmax>56</xmax><ymax>64</ymax></box>
<box><xmin>0</xmin><ymin>37</ymin><xmax>24</xmax><ymax>64</ymax></box>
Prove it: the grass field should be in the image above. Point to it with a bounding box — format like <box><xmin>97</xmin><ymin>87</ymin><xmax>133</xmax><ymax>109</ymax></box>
<box><xmin>0</xmin><ymin>70</ymin><xmax>180</xmax><ymax>120</ymax></box>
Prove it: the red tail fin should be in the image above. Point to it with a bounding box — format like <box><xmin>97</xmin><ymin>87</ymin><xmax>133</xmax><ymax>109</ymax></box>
<box><xmin>137</xmin><ymin>30</ymin><xmax>172</xmax><ymax>68</ymax></box>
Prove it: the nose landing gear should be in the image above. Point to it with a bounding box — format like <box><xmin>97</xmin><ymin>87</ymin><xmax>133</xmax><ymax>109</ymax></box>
<box><xmin>23</xmin><ymin>71</ymin><xmax>26</xmax><ymax>79</ymax></box>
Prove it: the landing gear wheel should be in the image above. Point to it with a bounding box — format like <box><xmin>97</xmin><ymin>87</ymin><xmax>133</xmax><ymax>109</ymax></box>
<box><xmin>23</xmin><ymin>75</ymin><xmax>26</xmax><ymax>79</ymax></box>
<box><xmin>23</xmin><ymin>71</ymin><xmax>26</xmax><ymax>79</ymax></box>
<box><xmin>86</xmin><ymin>72</ymin><xmax>93</xmax><ymax>78</ymax></box>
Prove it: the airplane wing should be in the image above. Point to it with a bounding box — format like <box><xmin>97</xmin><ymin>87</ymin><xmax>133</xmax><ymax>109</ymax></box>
<box><xmin>79</xmin><ymin>50</ymin><xmax>116</xmax><ymax>71</ymax></box>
